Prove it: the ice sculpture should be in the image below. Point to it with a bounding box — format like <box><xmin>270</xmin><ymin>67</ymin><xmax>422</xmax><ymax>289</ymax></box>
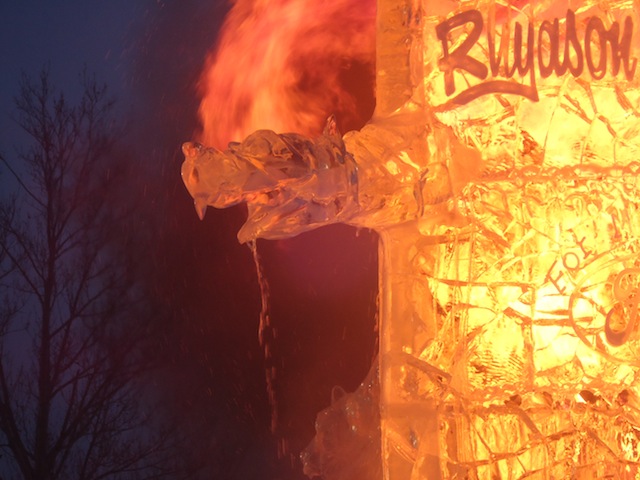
<box><xmin>183</xmin><ymin>0</ymin><xmax>640</xmax><ymax>478</ymax></box>
<box><xmin>300</xmin><ymin>362</ymin><xmax>381</xmax><ymax>480</ymax></box>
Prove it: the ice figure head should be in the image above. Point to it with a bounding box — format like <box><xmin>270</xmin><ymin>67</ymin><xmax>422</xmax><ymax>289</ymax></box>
<box><xmin>181</xmin><ymin>117</ymin><xmax>362</xmax><ymax>242</ymax></box>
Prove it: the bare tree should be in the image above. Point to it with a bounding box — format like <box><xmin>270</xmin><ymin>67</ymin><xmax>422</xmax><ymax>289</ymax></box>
<box><xmin>0</xmin><ymin>70</ymin><xmax>179</xmax><ymax>480</ymax></box>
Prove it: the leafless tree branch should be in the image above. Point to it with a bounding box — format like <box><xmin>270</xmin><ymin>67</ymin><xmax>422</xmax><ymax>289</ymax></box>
<box><xmin>0</xmin><ymin>69</ymin><xmax>186</xmax><ymax>480</ymax></box>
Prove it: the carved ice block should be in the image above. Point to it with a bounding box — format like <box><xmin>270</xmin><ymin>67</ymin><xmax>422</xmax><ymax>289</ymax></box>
<box><xmin>379</xmin><ymin>177</ymin><xmax>640</xmax><ymax>479</ymax></box>
<box><xmin>377</xmin><ymin>0</ymin><xmax>640</xmax><ymax>478</ymax></box>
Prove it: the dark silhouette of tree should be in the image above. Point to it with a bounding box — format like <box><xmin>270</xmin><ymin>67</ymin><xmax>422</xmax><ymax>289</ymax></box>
<box><xmin>0</xmin><ymin>70</ymin><xmax>180</xmax><ymax>480</ymax></box>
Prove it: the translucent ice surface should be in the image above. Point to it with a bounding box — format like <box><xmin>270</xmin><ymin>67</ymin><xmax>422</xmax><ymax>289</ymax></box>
<box><xmin>301</xmin><ymin>362</ymin><xmax>380</xmax><ymax>480</ymax></box>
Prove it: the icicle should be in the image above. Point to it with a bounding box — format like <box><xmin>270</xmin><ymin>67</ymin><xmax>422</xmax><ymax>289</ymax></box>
<box><xmin>248</xmin><ymin>240</ymin><xmax>279</xmax><ymax>436</ymax></box>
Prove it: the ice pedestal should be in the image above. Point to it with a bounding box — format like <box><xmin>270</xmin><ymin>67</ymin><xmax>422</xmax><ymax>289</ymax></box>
<box><xmin>182</xmin><ymin>0</ymin><xmax>640</xmax><ymax>478</ymax></box>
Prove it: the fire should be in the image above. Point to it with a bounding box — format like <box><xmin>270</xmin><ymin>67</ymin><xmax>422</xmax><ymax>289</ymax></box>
<box><xmin>196</xmin><ymin>0</ymin><xmax>376</xmax><ymax>148</ymax></box>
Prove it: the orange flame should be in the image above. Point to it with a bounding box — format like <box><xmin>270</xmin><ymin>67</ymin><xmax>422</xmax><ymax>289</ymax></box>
<box><xmin>196</xmin><ymin>0</ymin><xmax>376</xmax><ymax>148</ymax></box>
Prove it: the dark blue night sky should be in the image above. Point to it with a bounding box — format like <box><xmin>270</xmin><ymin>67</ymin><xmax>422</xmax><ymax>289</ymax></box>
<box><xmin>0</xmin><ymin>1</ymin><xmax>139</xmax><ymax>151</ymax></box>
